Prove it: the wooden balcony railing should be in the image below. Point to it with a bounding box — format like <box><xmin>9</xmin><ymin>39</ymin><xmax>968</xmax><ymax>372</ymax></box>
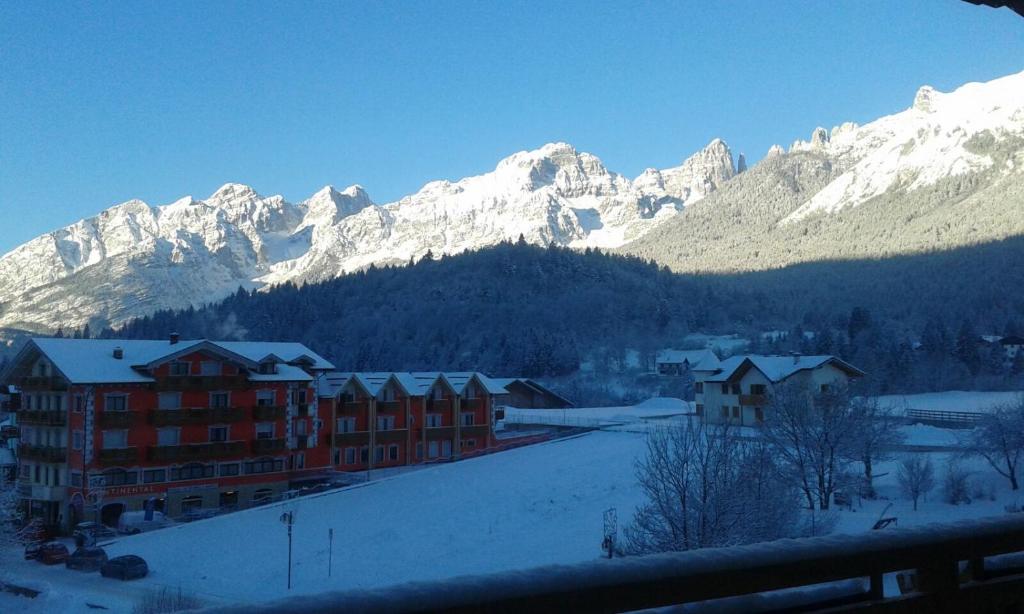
<box><xmin>97</xmin><ymin>447</ymin><xmax>139</xmax><ymax>466</ymax></box>
<box><xmin>334</xmin><ymin>431</ymin><xmax>370</xmax><ymax>446</ymax></box>
<box><xmin>18</xmin><ymin>444</ymin><xmax>67</xmax><ymax>463</ymax></box>
<box><xmin>97</xmin><ymin>411</ymin><xmax>140</xmax><ymax>428</ymax></box>
<box><xmin>16</xmin><ymin>410</ymin><xmax>67</xmax><ymax>426</ymax></box>
<box><xmin>377</xmin><ymin>400</ymin><xmax>402</xmax><ymax>412</ymax></box>
<box><xmin>461</xmin><ymin>398</ymin><xmax>483</xmax><ymax>411</ymax></box>
<box><xmin>252</xmin><ymin>438</ymin><xmax>287</xmax><ymax>454</ymax></box>
<box><xmin>425</xmin><ymin>426</ymin><xmax>456</xmax><ymax>439</ymax></box>
<box><xmin>739</xmin><ymin>394</ymin><xmax>767</xmax><ymax>407</ymax></box>
<box><xmin>426</xmin><ymin>399</ymin><xmax>452</xmax><ymax>412</ymax></box>
<box><xmin>148</xmin><ymin>407</ymin><xmax>246</xmax><ymax>426</ymax></box>
<box><xmin>15</xmin><ymin>376</ymin><xmax>68</xmax><ymax>391</ymax></box>
<box><xmin>147</xmin><ymin>440</ymin><xmax>246</xmax><ymax>462</ymax></box>
<box><xmin>153</xmin><ymin>374</ymin><xmax>249</xmax><ymax>391</ymax></box>
<box><xmin>339</xmin><ymin>401</ymin><xmax>370</xmax><ymax>415</ymax></box>
<box><xmin>252</xmin><ymin>405</ymin><xmax>286</xmax><ymax>421</ymax></box>
<box><xmin>375</xmin><ymin>429</ymin><xmax>408</xmax><ymax>443</ymax></box>
<box><xmin>460</xmin><ymin>425</ymin><xmax>491</xmax><ymax>438</ymax></box>
<box><xmin>265</xmin><ymin>515</ymin><xmax>1024</xmax><ymax>613</ymax></box>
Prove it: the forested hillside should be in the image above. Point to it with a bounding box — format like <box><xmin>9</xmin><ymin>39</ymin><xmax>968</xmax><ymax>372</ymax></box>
<box><xmin>87</xmin><ymin>240</ymin><xmax>1024</xmax><ymax>402</ymax></box>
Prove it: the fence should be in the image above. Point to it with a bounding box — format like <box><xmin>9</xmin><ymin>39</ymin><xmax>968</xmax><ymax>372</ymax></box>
<box><xmin>204</xmin><ymin>514</ymin><xmax>1024</xmax><ymax>613</ymax></box>
<box><xmin>503</xmin><ymin>413</ymin><xmax>607</xmax><ymax>429</ymax></box>
<box><xmin>906</xmin><ymin>408</ymin><xmax>985</xmax><ymax>429</ymax></box>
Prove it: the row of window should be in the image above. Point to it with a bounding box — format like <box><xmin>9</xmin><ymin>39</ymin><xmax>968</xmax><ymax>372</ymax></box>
<box><xmin>88</xmin><ymin>457</ymin><xmax>288</xmax><ymax>487</ymax></box>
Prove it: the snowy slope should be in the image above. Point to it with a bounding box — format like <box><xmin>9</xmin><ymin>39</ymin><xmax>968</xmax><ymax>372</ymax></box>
<box><xmin>0</xmin><ymin>141</ymin><xmax>735</xmax><ymax>331</ymax></box>
<box><xmin>783</xmin><ymin>70</ymin><xmax>1024</xmax><ymax>223</ymax></box>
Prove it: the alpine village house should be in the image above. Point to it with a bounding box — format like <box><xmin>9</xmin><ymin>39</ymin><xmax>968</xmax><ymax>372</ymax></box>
<box><xmin>2</xmin><ymin>336</ymin><xmax>509</xmax><ymax>532</ymax></box>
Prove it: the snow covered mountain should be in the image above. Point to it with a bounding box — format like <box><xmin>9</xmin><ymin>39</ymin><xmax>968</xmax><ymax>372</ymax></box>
<box><xmin>0</xmin><ymin>140</ymin><xmax>736</xmax><ymax>331</ymax></box>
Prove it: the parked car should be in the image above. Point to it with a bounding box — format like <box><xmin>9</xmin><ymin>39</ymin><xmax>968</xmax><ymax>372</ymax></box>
<box><xmin>100</xmin><ymin>555</ymin><xmax>149</xmax><ymax>580</ymax></box>
<box><xmin>73</xmin><ymin>521</ymin><xmax>117</xmax><ymax>546</ymax></box>
<box><xmin>65</xmin><ymin>546</ymin><xmax>108</xmax><ymax>572</ymax></box>
<box><xmin>23</xmin><ymin>541</ymin><xmax>43</xmax><ymax>560</ymax></box>
<box><xmin>36</xmin><ymin>542</ymin><xmax>69</xmax><ymax>565</ymax></box>
<box><xmin>117</xmin><ymin>511</ymin><xmax>172</xmax><ymax>535</ymax></box>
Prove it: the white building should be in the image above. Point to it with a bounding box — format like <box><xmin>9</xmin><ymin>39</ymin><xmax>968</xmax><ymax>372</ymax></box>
<box><xmin>695</xmin><ymin>354</ymin><xmax>865</xmax><ymax>426</ymax></box>
<box><xmin>655</xmin><ymin>349</ymin><xmax>721</xmax><ymax>377</ymax></box>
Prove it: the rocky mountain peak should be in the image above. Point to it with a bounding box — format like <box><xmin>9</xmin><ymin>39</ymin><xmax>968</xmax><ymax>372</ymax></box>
<box><xmin>913</xmin><ymin>85</ymin><xmax>937</xmax><ymax>112</ymax></box>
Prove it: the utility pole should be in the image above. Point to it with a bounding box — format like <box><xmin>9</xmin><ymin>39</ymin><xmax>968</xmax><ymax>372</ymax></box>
<box><xmin>328</xmin><ymin>528</ymin><xmax>334</xmax><ymax>577</ymax></box>
<box><xmin>280</xmin><ymin>510</ymin><xmax>296</xmax><ymax>589</ymax></box>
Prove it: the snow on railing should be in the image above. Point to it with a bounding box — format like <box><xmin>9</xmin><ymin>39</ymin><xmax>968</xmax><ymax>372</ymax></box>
<box><xmin>200</xmin><ymin>514</ymin><xmax>1024</xmax><ymax>613</ymax></box>
<box><xmin>503</xmin><ymin>413</ymin><xmax>607</xmax><ymax>428</ymax></box>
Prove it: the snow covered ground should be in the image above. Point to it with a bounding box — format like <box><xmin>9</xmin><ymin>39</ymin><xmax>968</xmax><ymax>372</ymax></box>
<box><xmin>877</xmin><ymin>390</ymin><xmax>1022</xmax><ymax>414</ymax></box>
<box><xmin>503</xmin><ymin>397</ymin><xmax>691</xmax><ymax>427</ymax></box>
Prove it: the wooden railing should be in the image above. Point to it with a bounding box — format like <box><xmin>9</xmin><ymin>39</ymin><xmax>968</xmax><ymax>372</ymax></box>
<box><xmin>334</xmin><ymin>431</ymin><xmax>370</xmax><ymax>446</ymax></box>
<box><xmin>739</xmin><ymin>394</ymin><xmax>767</xmax><ymax>407</ymax></box>
<box><xmin>339</xmin><ymin>401</ymin><xmax>370</xmax><ymax>415</ymax></box>
<box><xmin>232</xmin><ymin>515</ymin><xmax>1024</xmax><ymax>613</ymax></box>
<box><xmin>425</xmin><ymin>426</ymin><xmax>456</xmax><ymax>438</ymax></box>
<box><xmin>148</xmin><ymin>407</ymin><xmax>246</xmax><ymax>426</ymax></box>
<box><xmin>460</xmin><ymin>425</ymin><xmax>490</xmax><ymax>438</ymax></box>
<box><xmin>97</xmin><ymin>447</ymin><xmax>139</xmax><ymax>466</ymax></box>
<box><xmin>907</xmin><ymin>408</ymin><xmax>984</xmax><ymax>428</ymax></box>
<box><xmin>15</xmin><ymin>376</ymin><xmax>68</xmax><ymax>391</ymax></box>
<box><xmin>147</xmin><ymin>440</ymin><xmax>246</xmax><ymax>461</ymax></box>
<box><xmin>153</xmin><ymin>375</ymin><xmax>248</xmax><ymax>391</ymax></box>
<box><xmin>377</xmin><ymin>400</ymin><xmax>402</xmax><ymax>412</ymax></box>
<box><xmin>97</xmin><ymin>411</ymin><xmax>140</xmax><ymax>428</ymax></box>
<box><xmin>251</xmin><ymin>438</ymin><xmax>287</xmax><ymax>454</ymax></box>
<box><xmin>375</xmin><ymin>429</ymin><xmax>408</xmax><ymax>443</ymax></box>
<box><xmin>18</xmin><ymin>444</ymin><xmax>67</xmax><ymax>463</ymax></box>
<box><xmin>252</xmin><ymin>405</ymin><xmax>286</xmax><ymax>421</ymax></box>
<box><xmin>16</xmin><ymin>409</ymin><xmax>67</xmax><ymax>426</ymax></box>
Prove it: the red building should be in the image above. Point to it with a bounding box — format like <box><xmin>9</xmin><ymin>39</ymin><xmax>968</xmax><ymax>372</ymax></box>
<box><xmin>1</xmin><ymin>337</ymin><xmax>333</xmax><ymax>531</ymax></box>
<box><xmin>318</xmin><ymin>371</ymin><xmax>508</xmax><ymax>471</ymax></box>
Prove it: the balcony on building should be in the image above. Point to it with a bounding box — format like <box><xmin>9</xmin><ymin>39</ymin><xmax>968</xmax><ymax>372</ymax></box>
<box><xmin>252</xmin><ymin>405</ymin><xmax>286</xmax><ymax>421</ymax></box>
<box><xmin>14</xmin><ymin>375</ymin><xmax>69</xmax><ymax>391</ymax></box>
<box><xmin>425</xmin><ymin>426</ymin><xmax>456</xmax><ymax>439</ymax></box>
<box><xmin>153</xmin><ymin>374</ymin><xmax>249</xmax><ymax>391</ymax></box>
<box><xmin>98</xmin><ymin>411</ymin><xmax>141</xmax><ymax>428</ymax></box>
<box><xmin>97</xmin><ymin>447</ymin><xmax>140</xmax><ymax>466</ymax></box>
<box><xmin>739</xmin><ymin>394</ymin><xmax>767</xmax><ymax>407</ymax></box>
<box><xmin>18</xmin><ymin>443</ymin><xmax>67</xmax><ymax>463</ymax></box>
<box><xmin>16</xmin><ymin>409</ymin><xmax>67</xmax><ymax>426</ymax></box>
<box><xmin>251</xmin><ymin>437</ymin><xmax>287</xmax><ymax>454</ymax></box>
<box><xmin>147</xmin><ymin>440</ymin><xmax>246</xmax><ymax>462</ymax></box>
<box><xmin>338</xmin><ymin>400</ymin><xmax>370</xmax><ymax>415</ymax></box>
<box><xmin>148</xmin><ymin>407</ymin><xmax>246</xmax><ymax>426</ymax></box>
<box><xmin>333</xmin><ymin>431</ymin><xmax>370</xmax><ymax>446</ymax></box>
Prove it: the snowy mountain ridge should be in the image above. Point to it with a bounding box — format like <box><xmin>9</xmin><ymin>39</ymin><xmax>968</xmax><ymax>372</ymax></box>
<box><xmin>0</xmin><ymin>139</ymin><xmax>736</xmax><ymax>331</ymax></box>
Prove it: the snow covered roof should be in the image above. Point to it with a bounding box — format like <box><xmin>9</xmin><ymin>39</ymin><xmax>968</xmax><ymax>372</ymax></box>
<box><xmin>655</xmin><ymin>349</ymin><xmax>721</xmax><ymax>370</ymax></box>
<box><xmin>5</xmin><ymin>338</ymin><xmax>328</xmax><ymax>385</ymax></box>
<box><xmin>317</xmin><ymin>371</ymin><xmax>510</xmax><ymax>399</ymax></box>
<box><xmin>490</xmin><ymin>377</ymin><xmax>574</xmax><ymax>407</ymax></box>
<box><xmin>704</xmin><ymin>354</ymin><xmax>865</xmax><ymax>383</ymax></box>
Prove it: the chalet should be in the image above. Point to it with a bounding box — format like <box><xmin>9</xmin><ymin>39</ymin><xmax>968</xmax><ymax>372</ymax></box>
<box><xmin>655</xmin><ymin>349</ymin><xmax>721</xmax><ymax>377</ymax></box>
<box><xmin>1001</xmin><ymin>336</ymin><xmax>1024</xmax><ymax>367</ymax></box>
<box><xmin>695</xmin><ymin>354</ymin><xmax>865</xmax><ymax>426</ymax></box>
<box><xmin>490</xmin><ymin>378</ymin><xmax>573</xmax><ymax>409</ymax></box>
<box><xmin>0</xmin><ymin>336</ymin><xmax>333</xmax><ymax>531</ymax></box>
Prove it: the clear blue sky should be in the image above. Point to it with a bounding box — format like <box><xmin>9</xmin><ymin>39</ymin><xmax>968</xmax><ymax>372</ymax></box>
<box><xmin>1</xmin><ymin>1</ymin><xmax>1022</xmax><ymax>254</ymax></box>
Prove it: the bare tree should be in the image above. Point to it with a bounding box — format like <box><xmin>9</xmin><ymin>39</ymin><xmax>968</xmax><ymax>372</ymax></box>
<box><xmin>0</xmin><ymin>471</ymin><xmax>23</xmax><ymax>549</ymax></box>
<box><xmin>851</xmin><ymin>396</ymin><xmax>905</xmax><ymax>499</ymax></box>
<box><xmin>624</xmin><ymin>419</ymin><xmax>799</xmax><ymax>554</ymax></box>
<box><xmin>761</xmin><ymin>381</ymin><xmax>862</xmax><ymax>510</ymax></box>
<box><xmin>962</xmin><ymin>397</ymin><xmax>1024</xmax><ymax>491</ymax></box>
<box><xmin>897</xmin><ymin>455</ymin><xmax>935</xmax><ymax>511</ymax></box>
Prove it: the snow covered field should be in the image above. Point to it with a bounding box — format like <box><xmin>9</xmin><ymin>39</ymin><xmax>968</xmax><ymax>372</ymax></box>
<box><xmin>877</xmin><ymin>390</ymin><xmax>1022</xmax><ymax>414</ymax></box>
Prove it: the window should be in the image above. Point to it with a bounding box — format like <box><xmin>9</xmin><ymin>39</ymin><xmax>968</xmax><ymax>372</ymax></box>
<box><xmin>333</xmin><ymin>450</ymin><xmax>341</xmax><ymax>465</ymax></box>
<box><xmin>200</xmin><ymin>361</ymin><xmax>220</xmax><ymax>376</ymax></box>
<box><xmin>695</xmin><ymin>404</ymin><xmax>704</xmax><ymax>416</ymax></box>
<box><xmin>375</xmin><ymin>446</ymin><xmax>385</xmax><ymax>462</ymax></box>
<box><xmin>210</xmin><ymin>392</ymin><xmax>230</xmax><ymax>408</ymax></box>
<box><xmin>209</xmin><ymin>426</ymin><xmax>229</xmax><ymax>442</ymax></box>
<box><xmin>431</xmin><ymin>387</ymin><xmax>444</xmax><ymax>401</ymax></box>
<box><xmin>731</xmin><ymin>384</ymin><xmax>741</xmax><ymax>395</ymax></box>
<box><xmin>158</xmin><ymin>392</ymin><xmax>181</xmax><ymax>410</ymax></box>
<box><xmin>143</xmin><ymin>469</ymin><xmax>166</xmax><ymax>483</ymax></box>
<box><xmin>34</xmin><ymin>465</ymin><xmax>40</xmax><ymax>483</ymax></box>
<box><xmin>388</xmin><ymin>444</ymin><xmax>399</xmax><ymax>461</ymax></box>
<box><xmin>51</xmin><ymin>395</ymin><xmax>63</xmax><ymax>411</ymax></box>
<box><xmin>750</xmin><ymin>384</ymin><xmax>767</xmax><ymax>395</ymax></box>
<box><xmin>461</xmin><ymin>439</ymin><xmax>477</xmax><ymax>449</ymax></box>
<box><xmin>294</xmin><ymin>419</ymin><xmax>307</xmax><ymax>436</ymax></box>
<box><xmin>20</xmin><ymin>464</ymin><xmax>30</xmax><ymax>480</ymax></box>
<box><xmin>181</xmin><ymin>495</ymin><xmax>203</xmax><ymax>513</ymax></box>
<box><xmin>255</xmin><ymin>422</ymin><xmax>274</xmax><ymax>440</ymax></box>
<box><xmin>72</xmin><ymin>430</ymin><xmax>84</xmax><ymax>451</ymax></box>
<box><xmin>169</xmin><ymin>361</ymin><xmax>190</xmax><ymax>376</ymax></box>
<box><xmin>416</xmin><ymin>442</ymin><xmax>423</xmax><ymax>460</ymax></box>
<box><xmin>465</xmin><ymin>384</ymin><xmax>478</xmax><ymax>399</ymax></box>
<box><xmin>296</xmin><ymin>452</ymin><xmax>305</xmax><ymax>469</ymax></box>
<box><xmin>721</xmin><ymin>383</ymin><xmax>729</xmax><ymax>394</ymax></box>
<box><xmin>360</xmin><ymin>447</ymin><xmax>369</xmax><ymax>463</ymax></box>
<box><xmin>380</xmin><ymin>387</ymin><xmax>395</xmax><ymax>402</ymax></box>
<box><xmin>172</xmin><ymin>463</ymin><xmax>215</xmax><ymax>480</ymax></box>
<box><xmin>103</xmin><ymin>430</ymin><xmax>128</xmax><ymax>449</ymax></box>
<box><xmin>344</xmin><ymin>447</ymin><xmax>356</xmax><ymax>464</ymax></box>
<box><xmin>105</xmin><ymin>395</ymin><xmax>127</xmax><ymax>411</ymax></box>
<box><xmin>336</xmin><ymin>417</ymin><xmax>356</xmax><ymax>433</ymax></box>
<box><xmin>258</xmin><ymin>361</ymin><xmax>276</xmax><ymax>374</ymax></box>
<box><xmin>256</xmin><ymin>390</ymin><xmax>276</xmax><ymax>406</ymax></box>
<box><xmin>755</xmin><ymin>408</ymin><xmax>764</xmax><ymax>423</ymax></box>
<box><xmin>252</xmin><ymin>489</ymin><xmax>273</xmax><ymax>504</ymax></box>
<box><xmin>428</xmin><ymin>440</ymin><xmax>439</xmax><ymax>459</ymax></box>
<box><xmin>219</xmin><ymin>463</ymin><xmax>240</xmax><ymax>477</ymax></box>
<box><xmin>244</xmin><ymin>458</ymin><xmax>283</xmax><ymax>475</ymax></box>
<box><xmin>102</xmin><ymin>469</ymin><xmax>138</xmax><ymax>486</ymax></box>
<box><xmin>426</xmin><ymin>414</ymin><xmax>442</xmax><ymax>427</ymax></box>
<box><xmin>377</xmin><ymin>415</ymin><xmax>395</xmax><ymax>431</ymax></box>
<box><xmin>732</xmin><ymin>406</ymin><xmax>740</xmax><ymax>418</ymax></box>
<box><xmin>694</xmin><ymin>382</ymin><xmax>704</xmax><ymax>394</ymax></box>
<box><xmin>441</xmin><ymin>440</ymin><xmax>452</xmax><ymax>457</ymax></box>
<box><xmin>460</xmin><ymin>412</ymin><xmax>475</xmax><ymax>426</ymax></box>
<box><xmin>721</xmin><ymin>406</ymin><xmax>729</xmax><ymax>418</ymax></box>
<box><xmin>70</xmin><ymin>472</ymin><xmax>82</xmax><ymax>487</ymax></box>
<box><xmin>157</xmin><ymin>428</ymin><xmax>180</xmax><ymax>446</ymax></box>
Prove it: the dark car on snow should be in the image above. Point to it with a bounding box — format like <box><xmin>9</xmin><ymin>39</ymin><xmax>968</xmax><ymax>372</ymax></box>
<box><xmin>23</xmin><ymin>542</ymin><xmax>43</xmax><ymax>560</ymax></box>
<box><xmin>100</xmin><ymin>555</ymin><xmax>149</xmax><ymax>580</ymax></box>
<box><xmin>37</xmin><ymin>542</ymin><xmax>70</xmax><ymax>565</ymax></box>
<box><xmin>65</xmin><ymin>546</ymin><xmax>109</xmax><ymax>572</ymax></box>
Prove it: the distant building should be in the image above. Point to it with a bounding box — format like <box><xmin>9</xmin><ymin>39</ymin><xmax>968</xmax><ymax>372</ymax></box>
<box><xmin>1000</xmin><ymin>336</ymin><xmax>1024</xmax><ymax>366</ymax></box>
<box><xmin>490</xmin><ymin>378</ymin><xmax>573</xmax><ymax>409</ymax></box>
<box><xmin>695</xmin><ymin>354</ymin><xmax>865</xmax><ymax>426</ymax></box>
<box><xmin>654</xmin><ymin>349</ymin><xmax>721</xmax><ymax>377</ymax></box>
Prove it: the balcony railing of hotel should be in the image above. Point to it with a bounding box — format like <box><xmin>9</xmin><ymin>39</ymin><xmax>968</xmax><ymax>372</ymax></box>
<box><xmin>147</xmin><ymin>407</ymin><xmax>246</xmax><ymax>426</ymax></box>
<box><xmin>375</xmin><ymin>428</ymin><xmax>408</xmax><ymax>443</ymax></box>
<box><xmin>461</xmin><ymin>398</ymin><xmax>483</xmax><ymax>411</ymax></box>
<box><xmin>97</xmin><ymin>411</ymin><xmax>141</xmax><ymax>428</ymax></box>
<box><xmin>460</xmin><ymin>424</ymin><xmax>490</xmax><ymax>438</ymax></box>
<box><xmin>377</xmin><ymin>400</ymin><xmax>402</xmax><ymax>412</ymax></box>
<box><xmin>425</xmin><ymin>426</ymin><xmax>456</xmax><ymax>438</ymax></box>
<box><xmin>18</xmin><ymin>444</ymin><xmax>67</xmax><ymax>463</ymax></box>
<box><xmin>15</xmin><ymin>376</ymin><xmax>69</xmax><ymax>391</ymax></box>
<box><xmin>333</xmin><ymin>431</ymin><xmax>370</xmax><ymax>446</ymax></box>
<box><xmin>252</xmin><ymin>405</ymin><xmax>286</xmax><ymax>421</ymax></box>
<box><xmin>251</xmin><ymin>437</ymin><xmax>287</xmax><ymax>454</ymax></box>
<box><xmin>338</xmin><ymin>401</ymin><xmax>370</xmax><ymax>414</ymax></box>
<box><xmin>147</xmin><ymin>440</ymin><xmax>246</xmax><ymax>462</ymax></box>
<box><xmin>16</xmin><ymin>409</ymin><xmax>67</xmax><ymax>426</ymax></box>
<box><xmin>153</xmin><ymin>374</ymin><xmax>249</xmax><ymax>391</ymax></box>
<box><xmin>235</xmin><ymin>515</ymin><xmax>1024</xmax><ymax>613</ymax></box>
<box><xmin>97</xmin><ymin>447</ymin><xmax>139</xmax><ymax>466</ymax></box>
<box><xmin>426</xmin><ymin>398</ymin><xmax>453</xmax><ymax>412</ymax></box>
